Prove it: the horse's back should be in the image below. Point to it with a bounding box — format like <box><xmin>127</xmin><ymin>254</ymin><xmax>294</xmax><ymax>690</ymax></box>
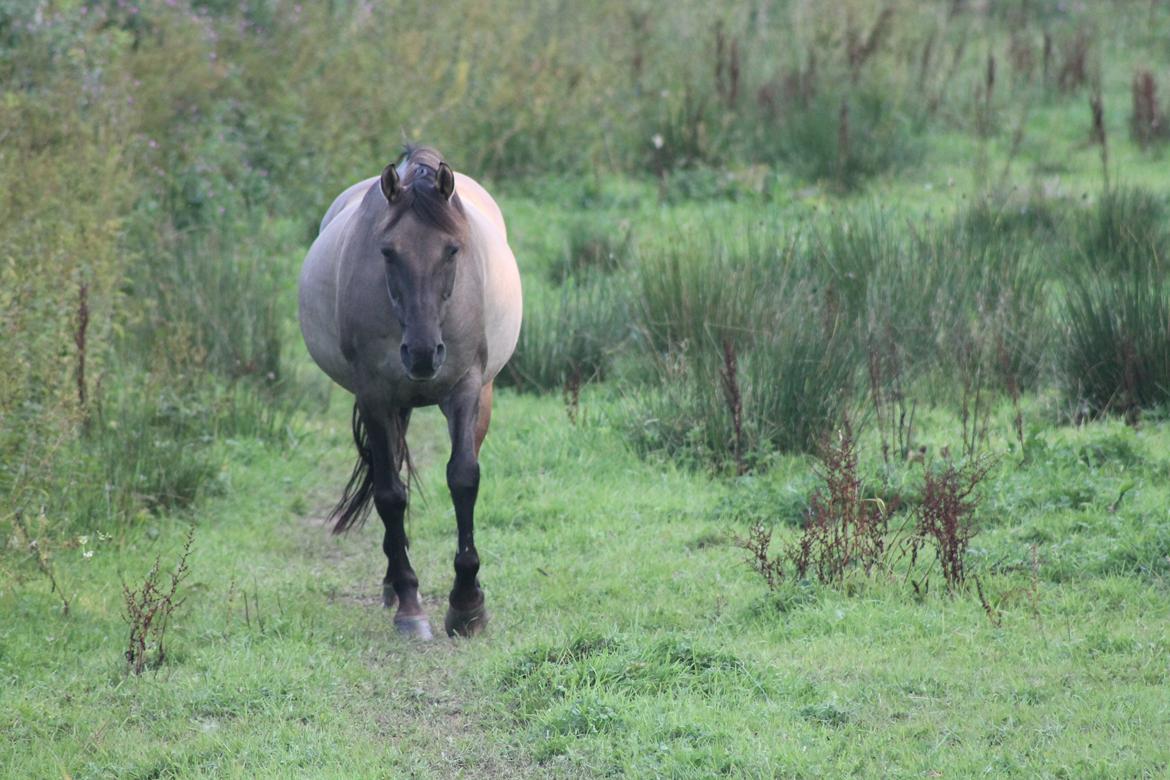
<box><xmin>320</xmin><ymin>176</ymin><xmax>378</xmax><ymax>234</ymax></box>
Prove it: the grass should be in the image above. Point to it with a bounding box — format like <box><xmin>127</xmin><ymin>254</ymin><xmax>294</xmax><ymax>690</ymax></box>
<box><xmin>3</xmin><ymin>390</ymin><xmax>1169</xmax><ymax>777</ymax></box>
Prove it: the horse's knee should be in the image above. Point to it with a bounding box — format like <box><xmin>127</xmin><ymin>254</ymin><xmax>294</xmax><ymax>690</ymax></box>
<box><xmin>446</xmin><ymin>455</ymin><xmax>479</xmax><ymax>496</ymax></box>
<box><xmin>374</xmin><ymin>482</ymin><xmax>407</xmax><ymax>518</ymax></box>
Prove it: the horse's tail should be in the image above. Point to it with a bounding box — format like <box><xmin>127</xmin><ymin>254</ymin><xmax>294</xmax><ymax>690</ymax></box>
<box><xmin>329</xmin><ymin>403</ymin><xmax>415</xmax><ymax>534</ymax></box>
<box><xmin>330</xmin><ymin>403</ymin><xmax>375</xmax><ymax>534</ymax></box>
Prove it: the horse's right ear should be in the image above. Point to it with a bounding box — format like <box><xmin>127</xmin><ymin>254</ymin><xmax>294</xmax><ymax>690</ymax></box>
<box><xmin>380</xmin><ymin>164</ymin><xmax>402</xmax><ymax>203</ymax></box>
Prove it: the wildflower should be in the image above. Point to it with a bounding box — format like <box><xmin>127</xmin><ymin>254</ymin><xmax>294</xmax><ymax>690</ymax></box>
<box><xmin>651</xmin><ymin>134</ymin><xmax>664</xmax><ymax>150</ymax></box>
<box><xmin>84</xmin><ymin>550</ymin><xmax>95</xmax><ymax>559</ymax></box>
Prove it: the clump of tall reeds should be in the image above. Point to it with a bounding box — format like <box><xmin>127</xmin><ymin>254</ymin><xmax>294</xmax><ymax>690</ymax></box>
<box><xmin>627</xmin><ymin>223</ymin><xmax>857</xmax><ymax>470</ymax></box>
<box><xmin>1060</xmin><ymin>188</ymin><xmax>1170</xmax><ymax>422</ymax></box>
<box><xmin>502</xmin><ymin>275</ymin><xmax>630</xmax><ymax>394</ymax></box>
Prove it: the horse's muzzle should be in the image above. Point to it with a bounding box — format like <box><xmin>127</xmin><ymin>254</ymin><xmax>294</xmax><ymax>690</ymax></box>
<box><xmin>401</xmin><ymin>341</ymin><xmax>446</xmax><ymax>380</ymax></box>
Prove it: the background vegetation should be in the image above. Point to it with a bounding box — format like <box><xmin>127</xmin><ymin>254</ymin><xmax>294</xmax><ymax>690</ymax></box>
<box><xmin>3</xmin><ymin>0</ymin><xmax>1170</xmax><ymax>776</ymax></box>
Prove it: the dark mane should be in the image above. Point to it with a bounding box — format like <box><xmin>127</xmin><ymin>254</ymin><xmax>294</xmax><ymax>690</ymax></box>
<box><xmin>388</xmin><ymin>145</ymin><xmax>465</xmax><ymax>234</ymax></box>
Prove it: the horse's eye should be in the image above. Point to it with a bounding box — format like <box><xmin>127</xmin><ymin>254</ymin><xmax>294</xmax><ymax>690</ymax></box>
<box><xmin>446</xmin><ymin>246</ymin><xmax>459</xmax><ymax>261</ymax></box>
<box><xmin>381</xmin><ymin>248</ymin><xmax>396</xmax><ymax>263</ymax></box>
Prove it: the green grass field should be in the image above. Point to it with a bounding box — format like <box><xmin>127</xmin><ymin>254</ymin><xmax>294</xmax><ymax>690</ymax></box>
<box><xmin>4</xmin><ymin>384</ymin><xmax>1169</xmax><ymax>777</ymax></box>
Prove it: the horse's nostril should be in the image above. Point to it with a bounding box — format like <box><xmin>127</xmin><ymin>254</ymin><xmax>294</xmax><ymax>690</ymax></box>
<box><xmin>435</xmin><ymin>343</ymin><xmax>446</xmax><ymax>362</ymax></box>
<box><xmin>400</xmin><ymin>343</ymin><xmax>410</xmax><ymax>368</ymax></box>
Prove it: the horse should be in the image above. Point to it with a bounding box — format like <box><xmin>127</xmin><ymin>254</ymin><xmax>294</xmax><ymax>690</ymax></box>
<box><xmin>298</xmin><ymin>145</ymin><xmax>522</xmax><ymax>639</ymax></box>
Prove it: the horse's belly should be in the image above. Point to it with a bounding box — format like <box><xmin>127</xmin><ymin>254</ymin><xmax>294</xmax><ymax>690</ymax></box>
<box><xmin>298</xmin><ymin>207</ymin><xmax>359</xmax><ymax>393</ymax></box>
<box><xmin>471</xmin><ymin>213</ymin><xmax>522</xmax><ymax>383</ymax></box>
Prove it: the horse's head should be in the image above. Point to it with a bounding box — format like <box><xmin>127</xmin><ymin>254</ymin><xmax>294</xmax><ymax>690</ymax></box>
<box><xmin>377</xmin><ymin>153</ymin><xmax>468</xmax><ymax>381</ymax></box>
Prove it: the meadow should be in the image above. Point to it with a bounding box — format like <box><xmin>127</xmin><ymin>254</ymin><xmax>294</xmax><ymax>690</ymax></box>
<box><xmin>3</xmin><ymin>0</ymin><xmax>1170</xmax><ymax>777</ymax></box>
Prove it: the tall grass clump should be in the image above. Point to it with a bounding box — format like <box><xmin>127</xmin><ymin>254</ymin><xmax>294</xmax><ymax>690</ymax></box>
<box><xmin>502</xmin><ymin>275</ymin><xmax>631</xmax><ymax>393</ymax></box>
<box><xmin>918</xmin><ymin>215</ymin><xmax>1052</xmax><ymax>394</ymax></box>
<box><xmin>547</xmin><ymin>215</ymin><xmax>634</xmax><ymax>283</ymax></box>
<box><xmin>813</xmin><ymin>207</ymin><xmax>1051</xmax><ymax>397</ymax></box>
<box><xmin>125</xmin><ymin>224</ymin><xmax>291</xmax><ymax>383</ymax></box>
<box><xmin>627</xmin><ymin>224</ymin><xmax>858</xmax><ymax>469</ymax></box>
<box><xmin>1061</xmin><ymin>189</ymin><xmax>1170</xmax><ymax>418</ymax></box>
<box><xmin>762</xmin><ymin>86</ymin><xmax>924</xmax><ymax>190</ymax></box>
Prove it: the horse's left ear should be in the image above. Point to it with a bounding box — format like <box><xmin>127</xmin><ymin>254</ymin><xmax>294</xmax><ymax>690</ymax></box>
<box><xmin>381</xmin><ymin>163</ymin><xmax>402</xmax><ymax>203</ymax></box>
<box><xmin>437</xmin><ymin>162</ymin><xmax>455</xmax><ymax>201</ymax></box>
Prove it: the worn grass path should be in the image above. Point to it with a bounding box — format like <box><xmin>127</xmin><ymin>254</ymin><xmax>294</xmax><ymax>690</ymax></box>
<box><xmin>4</xmin><ymin>391</ymin><xmax>1170</xmax><ymax>777</ymax></box>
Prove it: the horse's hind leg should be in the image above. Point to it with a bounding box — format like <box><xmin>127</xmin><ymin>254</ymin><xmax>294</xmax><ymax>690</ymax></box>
<box><xmin>441</xmin><ymin>377</ymin><xmax>490</xmax><ymax>637</ymax></box>
<box><xmin>474</xmin><ymin>381</ymin><xmax>493</xmax><ymax>457</ymax></box>
<box><xmin>368</xmin><ymin>407</ymin><xmax>432</xmax><ymax>640</ymax></box>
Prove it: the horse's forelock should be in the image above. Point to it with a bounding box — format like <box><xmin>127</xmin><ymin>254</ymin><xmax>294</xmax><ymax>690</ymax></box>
<box><xmin>382</xmin><ymin>145</ymin><xmax>464</xmax><ymax>235</ymax></box>
<box><xmin>385</xmin><ymin>177</ymin><xmax>464</xmax><ymax>236</ymax></box>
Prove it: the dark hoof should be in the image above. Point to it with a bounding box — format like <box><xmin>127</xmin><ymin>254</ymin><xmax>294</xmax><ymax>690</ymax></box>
<box><xmin>382</xmin><ymin>582</ymin><xmax>397</xmax><ymax>609</ymax></box>
<box><xmin>393</xmin><ymin>614</ymin><xmax>434</xmax><ymax>640</ymax></box>
<box><xmin>445</xmin><ymin>603</ymin><xmax>489</xmax><ymax>637</ymax></box>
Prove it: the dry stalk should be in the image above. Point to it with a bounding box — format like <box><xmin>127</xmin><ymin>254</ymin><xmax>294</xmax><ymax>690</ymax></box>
<box><xmin>719</xmin><ymin>338</ymin><xmax>746</xmax><ymax>476</ymax></box>
<box><xmin>123</xmin><ymin>528</ymin><xmax>194</xmax><ymax>675</ymax></box>
<box><xmin>11</xmin><ymin>510</ymin><xmax>70</xmax><ymax>616</ymax></box>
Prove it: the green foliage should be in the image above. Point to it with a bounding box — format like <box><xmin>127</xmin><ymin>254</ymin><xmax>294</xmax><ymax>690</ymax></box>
<box><xmin>1073</xmin><ymin>187</ymin><xmax>1168</xmax><ymax>272</ymax></box>
<box><xmin>628</xmin><ymin>223</ymin><xmax>858</xmax><ymax>467</ymax></box>
<box><xmin>1060</xmin><ymin>189</ymin><xmax>1170</xmax><ymax>415</ymax></box>
<box><xmin>547</xmin><ymin>215</ymin><xmax>634</xmax><ymax>283</ymax></box>
<box><xmin>501</xmin><ymin>274</ymin><xmax>631</xmax><ymax>393</ymax></box>
<box><xmin>1062</xmin><ymin>270</ymin><xmax>1170</xmax><ymax>415</ymax></box>
<box><xmin>6</xmin><ymin>1</ymin><xmax>1170</xmax><ymax>775</ymax></box>
<box><xmin>765</xmin><ymin>86</ymin><xmax>925</xmax><ymax>190</ymax></box>
<box><xmin>125</xmin><ymin>227</ymin><xmax>290</xmax><ymax>382</ymax></box>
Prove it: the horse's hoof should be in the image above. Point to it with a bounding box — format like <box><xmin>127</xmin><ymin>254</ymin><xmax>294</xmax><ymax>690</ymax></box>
<box><xmin>382</xmin><ymin>583</ymin><xmax>397</xmax><ymax>609</ymax></box>
<box><xmin>393</xmin><ymin>614</ymin><xmax>433</xmax><ymax>640</ymax></box>
<box><xmin>444</xmin><ymin>603</ymin><xmax>489</xmax><ymax>637</ymax></box>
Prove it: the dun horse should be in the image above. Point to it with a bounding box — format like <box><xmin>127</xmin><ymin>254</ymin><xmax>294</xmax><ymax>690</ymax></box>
<box><xmin>298</xmin><ymin>146</ymin><xmax>522</xmax><ymax>639</ymax></box>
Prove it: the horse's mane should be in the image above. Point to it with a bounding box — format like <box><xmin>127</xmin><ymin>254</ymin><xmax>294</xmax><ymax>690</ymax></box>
<box><xmin>388</xmin><ymin>144</ymin><xmax>464</xmax><ymax>235</ymax></box>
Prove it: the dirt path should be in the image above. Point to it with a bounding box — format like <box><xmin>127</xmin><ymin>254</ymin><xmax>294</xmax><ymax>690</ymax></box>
<box><xmin>290</xmin><ymin>408</ymin><xmax>542</xmax><ymax>778</ymax></box>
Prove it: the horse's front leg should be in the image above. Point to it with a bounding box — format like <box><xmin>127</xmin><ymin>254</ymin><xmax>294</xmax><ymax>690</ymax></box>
<box><xmin>440</xmin><ymin>376</ymin><xmax>490</xmax><ymax>637</ymax></box>
<box><xmin>366</xmin><ymin>406</ymin><xmax>432</xmax><ymax>640</ymax></box>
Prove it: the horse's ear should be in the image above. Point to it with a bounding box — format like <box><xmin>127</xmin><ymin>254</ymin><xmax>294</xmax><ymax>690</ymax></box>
<box><xmin>380</xmin><ymin>163</ymin><xmax>402</xmax><ymax>203</ymax></box>
<box><xmin>436</xmin><ymin>162</ymin><xmax>455</xmax><ymax>201</ymax></box>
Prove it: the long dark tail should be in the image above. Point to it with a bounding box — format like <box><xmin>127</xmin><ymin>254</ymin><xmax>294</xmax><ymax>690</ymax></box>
<box><xmin>329</xmin><ymin>403</ymin><xmax>415</xmax><ymax>534</ymax></box>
